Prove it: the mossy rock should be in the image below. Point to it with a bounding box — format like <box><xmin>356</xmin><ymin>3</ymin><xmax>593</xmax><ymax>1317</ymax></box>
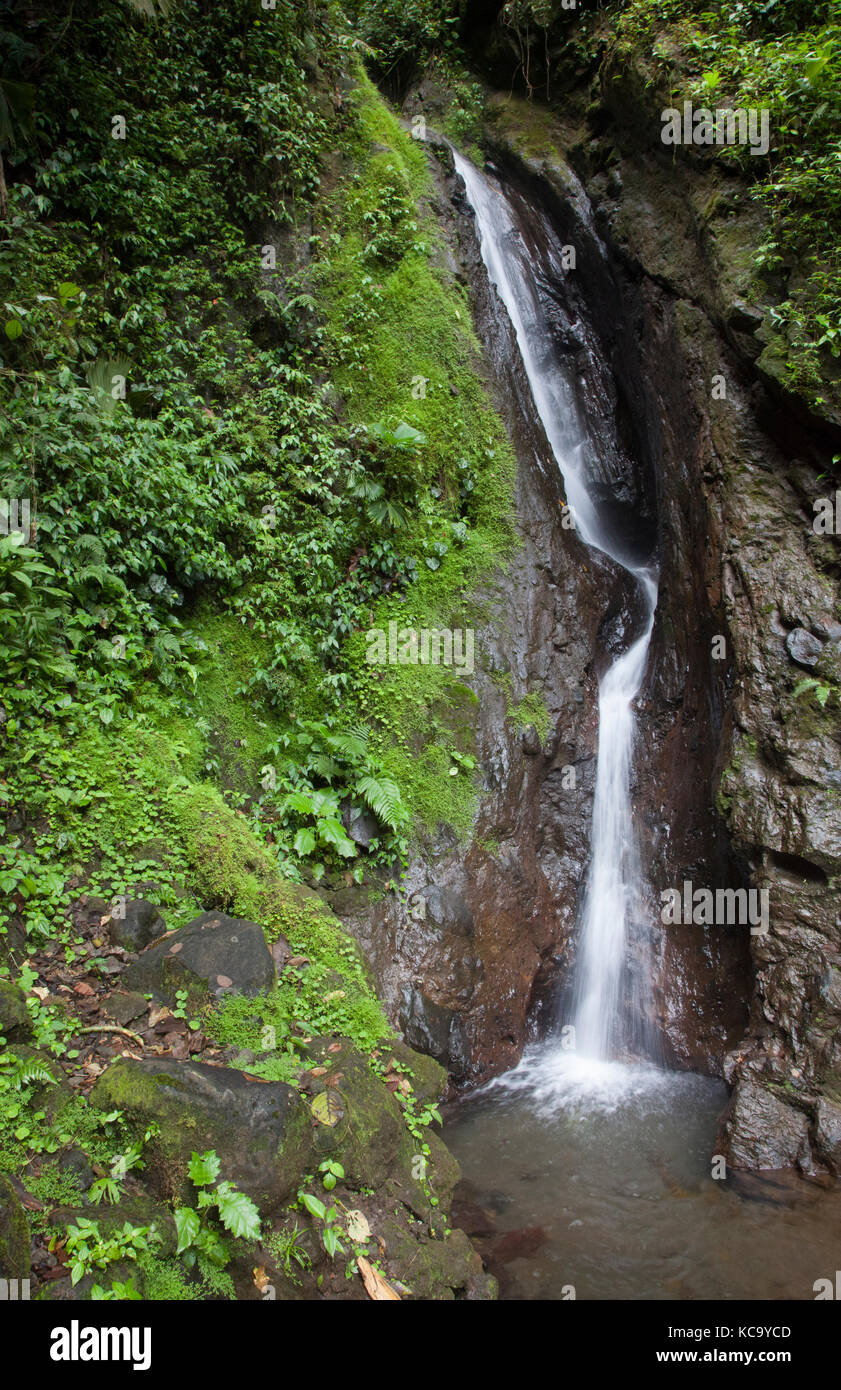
<box><xmin>381</xmin><ymin>1038</ymin><xmax>447</xmax><ymax>1105</ymax></box>
<box><xmin>0</xmin><ymin>1173</ymin><xmax>29</xmax><ymax>1281</ymax></box>
<box><xmin>0</xmin><ymin>980</ymin><xmax>31</xmax><ymax>1042</ymax></box>
<box><xmin>169</xmin><ymin>783</ymin><xmax>381</xmax><ymax>987</ymax></box>
<box><xmin>37</xmin><ymin>1258</ymin><xmax>147</xmax><ymax>1302</ymax></box>
<box><xmin>89</xmin><ymin>1058</ymin><xmax>312</xmax><ymax>1214</ymax></box>
<box><xmin>305</xmin><ymin>1037</ymin><xmax>417</xmax><ymax>1191</ymax></box>
<box><xmin>379</xmin><ymin>1215</ymin><xmax>491</xmax><ymax>1300</ymax></box>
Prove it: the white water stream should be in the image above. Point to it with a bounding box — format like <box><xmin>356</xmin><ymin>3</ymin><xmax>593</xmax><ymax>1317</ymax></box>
<box><xmin>454</xmin><ymin>151</ymin><xmax>658</xmax><ymax>1070</ymax></box>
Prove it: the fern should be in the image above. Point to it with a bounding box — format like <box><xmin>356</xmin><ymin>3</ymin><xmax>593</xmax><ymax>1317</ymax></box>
<box><xmin>793</xmin><ymin>677</ymin><xmax>832</xmax><ymax>707</ymax></box>
<box><xmin>355</xmin><ymin>775</ymin><xmax>409</xmax><ymax>832</ymax></box>
<box><xmin>0</xmin><ymin>1055</ymin><xmax>55</xmax><ymax>1090</ymax></box>
<box><xmin>310</xmin><ymin>753</ymin><xmax>344</xmax><ymax>782</ymax></box>
<box><xmin>85</xmin><ymin>356</ymin><xmax>133</xmax><ymax>414</ymax></box>
<box><xmin>326</xmin><ymin>728</ymin><xmax>369</xmax><ymax>763</ymax></box>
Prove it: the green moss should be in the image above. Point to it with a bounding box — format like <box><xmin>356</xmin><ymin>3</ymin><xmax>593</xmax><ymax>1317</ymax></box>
<box><xmin>508</xmin><ymin>690</ymin><xmax>552</xmax><ymax>741</ymax></box>
<box><xmin>492</xmin><ymin>671</ymin><xmax>552</xmax><ymax>742</ymax></box>
<box><xmin>168</xmin><ymin>782</ymin><xmax>390</xmax><ymax>1050</ymax></box>
<box><xmin>307</xmin><ymin>71</ymin><xmax>516</xmax><ymax>841</ymax></box>
<box><xmin>189</xmin><ymin>609</ymin><xmax>290</xmax><ymax>795</ymax></box>
<box><xmin>25</xmin><ymin>1161</ymin><xmax>83</xmax><ymax>1223</ymax></box>
<box><xmin>136</xmin><ymin>1253</ymin><xmax>204</xmax><ymax>1301</ymax></box>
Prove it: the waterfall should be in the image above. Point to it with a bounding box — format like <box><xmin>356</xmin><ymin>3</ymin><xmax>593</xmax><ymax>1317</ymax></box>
<box><xmin>454</xmin><ymin>150</ymin><xmax>658</xmax><ymax>1065</ymax></box>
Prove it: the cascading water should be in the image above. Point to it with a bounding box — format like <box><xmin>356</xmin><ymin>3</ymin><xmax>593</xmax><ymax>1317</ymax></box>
<box><xmin>453</xmin><ymin>150</ymin><xmax>658</xmax><ymax>1070</ymax></box>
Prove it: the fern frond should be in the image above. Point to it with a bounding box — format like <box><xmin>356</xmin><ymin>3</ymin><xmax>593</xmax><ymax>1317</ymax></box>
<box><xmin>7</xmin><ymin>1057</ymin><xmax>55</xmax><ymax>1089</ymax></box>
<box><xmin>326</xmin><ymin>727</ymin><xmax>369</xmax><ymax>762</ymax></box>
<box><xmin>355</xmin><ymin>774</ymin><xmax>409</xmax><ymax>832</ymax></box>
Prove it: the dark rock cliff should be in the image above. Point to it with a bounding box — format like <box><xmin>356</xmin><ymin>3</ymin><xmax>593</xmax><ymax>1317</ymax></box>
<box><xmin>420</xmin><ymin>66</ymin><xmax>841</xmax><ymax>1170</ymax></box>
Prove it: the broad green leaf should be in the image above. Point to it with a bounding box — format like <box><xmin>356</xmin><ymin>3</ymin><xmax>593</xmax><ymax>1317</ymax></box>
<box><xmin>174</xmin><ymin>1206</ymin><xmax>200</xmax><ymax>1254</ymax></box>
<box><xmin>293</xmin><ymin>827</ymin><xmax>316</xmax><ymax>856</ymax></box>
<box><xmin>188</xmin><ymin>1149</ymin><xmax>221</xmax><ymax>1187</ymax></box>
<box><xmin>214</xmin><ymin>1181</ymin><xmax>260</xmax><ymax>1240</ymax></box>
<box><xmin>300</xmin><ymin>1192</ymin><xmax>326</xmax><ymax>1220</ymax></box>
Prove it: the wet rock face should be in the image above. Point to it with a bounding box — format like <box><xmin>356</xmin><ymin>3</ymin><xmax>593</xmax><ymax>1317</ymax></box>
<box><xmin>557</xmin><ymin>102</ymin><xmax>841</xmax><ymax>1168</ymax></box>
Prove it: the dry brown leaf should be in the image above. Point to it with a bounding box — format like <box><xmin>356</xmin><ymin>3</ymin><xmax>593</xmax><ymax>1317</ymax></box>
<box><xmin>357</xmin><ymin>1256</ymin><xmax>399</xmax><ymax>1301</ymax></box>
<box><xmin>252</xmin><ymin>1265</ymin><xmax>270</xmax><ymax>1292</ymax></box>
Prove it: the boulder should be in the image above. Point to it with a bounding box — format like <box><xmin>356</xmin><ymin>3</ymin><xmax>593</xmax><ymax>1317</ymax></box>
<box><xmin>89</xmin><ymin>1058</ymin><xmax>312</xmax><ymax>1213</ymax></box>
<box><xmin>107</xmin><ymin>899</ymin><xmax>167</xmax><ymax>952</ymax></box>
<box><xmin>720</xmin><ymin>1079</ymin><xmax>812</xmax><ymax>1170</ymax></box>
<box><xmin>340</xmin><ymin>800</ymin><xmax>380</xmax><ymax>849</ymax></box>
<box><xmin>786</xmin><ymin>627</ymin><xmax>823</xmax><ymax>668</ymax></box>
<box><xmin>377</xmin><ymin>1216</ymin><xmax>489</xmax><ymax>1300</ymax></box>
<box><xmin>47</xmin><ymin>1193</ymin><xmax>178</xmax><ymax>1259</ymax></box>
<box><xmin>305</xmin><ymin>1037</ymin><xmax>417</xmax><ymax>1191</ymax></box>
<box><xmin>381</xmin><ymin>1038</ymin><xmax>447</xmax><ymax>1105</ymax></box>
<box><xmin>0</xmin><ymin>1173</ymin><xmax>29</xmax><ymax>1281</ymax></box>
<box><xmin>123</xmin><ymin>910</ymin><xmax>275</xmax><ymax>1006</ymax></box>
<box><xmin>101</xmin><ymin>991</ymin><xmax>148</xmax><ymax>1026</ymax></box>
<box><xmin>0</xmin><ymin>980</ymin><xmax>31</xmax><ymax>1042</ymax></box>
<box><xmin>814</xmin><ymin>1096</ymin><xmax>841</xmax><ymax>1173</ymax></box>
<box><xmin>399</xmin><ymin>987</ymin><xmax>470</xmax><ymax>1071</ymax></box>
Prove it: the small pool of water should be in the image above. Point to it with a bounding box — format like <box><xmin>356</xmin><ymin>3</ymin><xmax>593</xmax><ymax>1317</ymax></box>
<box><xmin>444</xmin><ymin>1044</ymin><xmax>841</xmax><ymax>1300</ymax></box>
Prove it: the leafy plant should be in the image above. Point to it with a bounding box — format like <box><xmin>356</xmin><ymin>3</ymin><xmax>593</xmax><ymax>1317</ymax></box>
<box><xmin>793</xmin><ymin>676</ymin><xmax>833</xmax><ymax>707</ymax></box>
<box><xmin>264</xmin><ymin>1222</ymin><xmax>312</xmax><ymax>1286</ymax></box>
<box><xmin>318</xmin><ymin>1159</ymin><xmax>345</xmax><ymax>1191</ymax></box>
<box><xmin>297</xmin><ymin>1185</ymin><xmax>347</xmax><ymax>1260</ymax></box>
<box><xmin>61</xmin><ymin>1217</ymin><xmax>157</xmax><ymax>1286</ymax></box>
<box><xmin>90</xmin><ymin>1276</ymin><xmax>143</xmax><ymax>1300</ymax></box>
<box><xmin>174</xmin><ymin>1150</ymin><xmax>261</xmax><ymax>1271</ymax></box>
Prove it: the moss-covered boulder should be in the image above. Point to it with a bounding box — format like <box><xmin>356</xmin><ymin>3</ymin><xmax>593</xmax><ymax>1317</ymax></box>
<box><xmin>46</xmin><ymin>1193</ymin><xmax>178</xmax><ymax>1259</ymax></box>
<box><xmin>305</xmin><ymin>1037</ymin><xmax>418</xmax><ymax>1191</ymax></box>
<box><xmin>378</xmin><ymin>1215</ymin><xmax>492</xmax><ymax>1300</ymax></box>
<box><xmin>382</xmin><ymin>1038</ymin><xmax>447</xmax><ymax>1105</ymax></box>
<box><xmin>123</xmin><ymin>910</ymin><xmax>275</xmax><ymax>1006</ymax></box>
<box><xmin>0</xmin><ymin>980</ymin><xmax>31</xmax><ymax>1042</ymax></box>
<box><xmin>89</xmin><ymin>1058</ymin><xmax>312</xmax><ymax>1213</ymax></box>
<box><xmin>0</xmin><ymin>1173</ymin><xmax>29</xmax><ymax>1281</ymax></box>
